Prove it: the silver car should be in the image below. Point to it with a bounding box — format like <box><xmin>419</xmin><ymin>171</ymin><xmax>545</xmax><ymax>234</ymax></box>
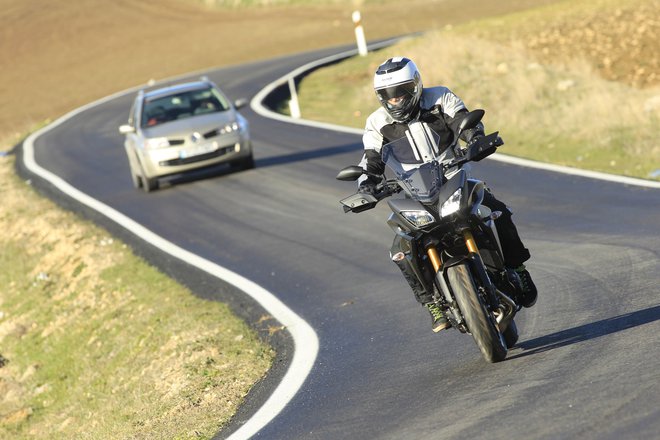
<box><xmin>119</xmin><ymin>78</ymin><xmax>254</xmax><ymax>192</ymax></box>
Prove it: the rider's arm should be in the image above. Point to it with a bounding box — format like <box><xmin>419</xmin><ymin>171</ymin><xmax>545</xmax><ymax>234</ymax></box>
<box><xmin>430</xmin><ymin>87</ymin><xmax>485</xmax><ymax>144</ymax></box>
<box><xmin>358</xmin><ymin>110</ymin><xmax>388</xmax><ymax>187</ymax></box>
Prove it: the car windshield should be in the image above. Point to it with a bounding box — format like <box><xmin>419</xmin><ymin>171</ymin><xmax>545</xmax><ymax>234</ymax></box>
<box><xmin>140</xmin><ymin>87</ymin><xmax>231</xmax><ymax>128</ymax></box>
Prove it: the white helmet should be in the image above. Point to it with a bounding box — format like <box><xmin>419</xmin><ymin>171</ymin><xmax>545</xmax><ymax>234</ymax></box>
<box><xmin>373</xmin><ymin>57</ymin><xmax>423</xmax><ymax>122</ymax></box>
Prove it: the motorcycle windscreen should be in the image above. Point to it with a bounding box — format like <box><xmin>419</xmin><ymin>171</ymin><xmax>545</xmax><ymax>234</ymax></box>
<box><xmin>381</xmin><ymin>129</ymin><xmax>444</xmax><ymax>203</ymax></box>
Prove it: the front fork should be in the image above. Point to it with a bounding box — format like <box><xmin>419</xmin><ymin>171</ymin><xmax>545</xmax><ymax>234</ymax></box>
<box><xmin>426</xmin><ymin>230</ymin><xmax>516</xmax><ymax>331</ymax></box>
<box><xmin>424</xmin><ymin>230</ymin><xmax>478</xmax><ymax>274</ymax></box>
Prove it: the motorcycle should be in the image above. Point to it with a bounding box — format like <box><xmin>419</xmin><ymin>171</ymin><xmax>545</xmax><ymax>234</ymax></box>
<box><xmin>336</xmin><ymin>110</ymin><xmax>523</xmax><ymax>363</ymax></box>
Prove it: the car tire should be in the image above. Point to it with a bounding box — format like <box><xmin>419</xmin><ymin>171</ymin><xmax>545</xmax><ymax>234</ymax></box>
<box><xmin>129</xmin><ymin>161</ymin><xmax>143</xmax><ymax>189</ymax></box>
<box><xmin>232</xmin><ymin>154</ymin><xmax>255</xmax><ymax>171</ymax></box>
<box><xmin>142</xmin><ymin>175</ymin><xmax>159</xmax><ymax>192</ymax></box>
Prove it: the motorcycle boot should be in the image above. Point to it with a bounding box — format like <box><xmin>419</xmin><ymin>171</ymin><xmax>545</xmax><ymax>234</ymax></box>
<box><xmin>515</xmin><ymin>264</ymin><xmax>537</xmax><ymax>308</ymax></box>
<box><xmin>427</xmin><ymin>303</ymin><xmax>451</xmax><ymax>332</ymax></box>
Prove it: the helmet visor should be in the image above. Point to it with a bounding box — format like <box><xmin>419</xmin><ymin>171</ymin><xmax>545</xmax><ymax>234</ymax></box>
<box><xmin>375</xmin><ymin>81</ymin><xmax>417</xmax><ymax>104</ymax></box>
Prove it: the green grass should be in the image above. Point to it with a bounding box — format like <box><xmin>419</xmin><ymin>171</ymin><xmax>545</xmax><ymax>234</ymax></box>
<box><xmin>0</xmin><ymin>156</ymin><xmax>273</xmax><ymax>439</ymax></box>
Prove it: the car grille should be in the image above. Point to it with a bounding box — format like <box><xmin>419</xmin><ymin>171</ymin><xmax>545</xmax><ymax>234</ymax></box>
<box><xmin>167</xmin><ymin>128</ymin><xmax>220</xmax><ymax>146</ymax></box>
<box><xmin>203</xmin><ymin>128</ymin><xmax>220</xmax><ymax>138</ymax></box>
<box><xmin>160</xmin><ymin>145</ymin><xmax>235</xmax><ymax>166</ymax></box>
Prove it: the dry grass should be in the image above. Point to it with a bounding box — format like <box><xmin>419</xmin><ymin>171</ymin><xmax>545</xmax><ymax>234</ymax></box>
<box><xmin>296</xmin><ymin>0</ymin><xmax>660</xmax><ymax>180</ymax></box>
<box><xmin>468</xmin><ymin>0</ymin><xmax>660</xmax><ymax>88</ymax></box>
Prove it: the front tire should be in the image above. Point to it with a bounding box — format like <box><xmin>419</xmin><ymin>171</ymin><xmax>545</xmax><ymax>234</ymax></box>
<box><xmin>231</xmin><ymin>154</ymin><xmax>255</xmax><ymax>171</ymax></box>
<box><xmin>142</xmin><ymin>175</ymin><xmax>158</xmax><ymax>192</ymax></box>
<box><xmin>129</xmin><ymin>160</ymin><xmax>142</xmax><ymax>189</ymax></box>
<box><xmin>136</xmin><ymin>161</ymin><xmax>158</xmax><ymax>192</ymax></box>
<box><xmin>447</xmin><ymin>263</ymin><xmax>507</xmax><ymax>363</ymax></box>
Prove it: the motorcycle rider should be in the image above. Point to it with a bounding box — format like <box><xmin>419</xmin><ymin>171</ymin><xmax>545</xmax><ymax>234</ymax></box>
<box><xmin>358</xmin><ymin>57</ymin><xmax>537</xmax><ymax>332</ymax></box>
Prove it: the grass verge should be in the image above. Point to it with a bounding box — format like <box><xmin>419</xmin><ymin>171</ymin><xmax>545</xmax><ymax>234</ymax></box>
<box><xmin>0</xmin><ymin>154</ymin><xmax>273</xmax><ymax>439</ymax></box>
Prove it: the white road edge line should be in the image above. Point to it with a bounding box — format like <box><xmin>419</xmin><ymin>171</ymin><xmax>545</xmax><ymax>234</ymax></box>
<box><xmin>251</xmin><ymin>43</ymin><xmax>660</xmax><ymax>190</ymax></box>
<box><xmin>21</xmin><ymin>83</ymin><xmax>318</xmax><ymax>440</ymax></box>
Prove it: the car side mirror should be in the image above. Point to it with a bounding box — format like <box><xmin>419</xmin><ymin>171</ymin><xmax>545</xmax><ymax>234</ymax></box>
<box><xmin>119</xmin><ymin>124</ymin><xmax>135</xmax><ymax>134</ymax></box>
<box><xmin>336</xmin><ymin>165</ymin><xmax>365</xmax><ymax>181</ymax></box>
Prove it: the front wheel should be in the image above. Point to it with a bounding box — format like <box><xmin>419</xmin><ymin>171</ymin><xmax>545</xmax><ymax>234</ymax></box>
<box><xmin>231</xmin><ymin>154</ymin><xmax>255</xmax><ymax>171</ymax></box>
<box><xmin>447</xmin><ymin>263</ymin><xmax>507</xmax><ymax>363</ymax></box>
<box><xmin>503</xmin><ymin>319</ymin><xmax>519</xmax><ymax>349</ymax></box>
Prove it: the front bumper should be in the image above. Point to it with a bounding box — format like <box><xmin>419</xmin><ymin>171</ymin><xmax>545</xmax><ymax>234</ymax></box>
<box><xmin>141</xmin><ymin>134</ymin><xmax>252</xmax><ymax>178</ymax></box>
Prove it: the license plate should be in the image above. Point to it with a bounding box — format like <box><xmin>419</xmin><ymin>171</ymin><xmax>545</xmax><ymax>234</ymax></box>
<box><xmin>179</xmin><ymin>143</ymin><xmax>216</xmax><ymax>159</ymax></box>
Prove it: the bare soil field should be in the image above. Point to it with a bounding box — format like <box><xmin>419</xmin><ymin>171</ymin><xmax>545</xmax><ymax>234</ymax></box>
<box><xmin>470</xmin><ymin>0</ymin><xmax>659</xmax><ymax>88</ymax></box>
<box><xmin>0</xmin><ymin>0</ymin><xmax>561</xmax><ymax>146</ymax></box>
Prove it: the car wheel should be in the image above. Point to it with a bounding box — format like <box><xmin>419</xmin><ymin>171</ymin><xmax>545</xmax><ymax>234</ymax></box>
<box><xmin>129</xmin><ymin>160</ymin><xmax>143</xmax><ymax>189</ymax></box>
<box><xmin>137</xmin><ymin>161</ymin><xmax>158</xmax><ymax>192</ymax></box>
<box><xmin>142</xmin><ymin>175</ymin><xmax>159</xmax><ymax>193</ymax></box>
<box><xmin>232</xmin><ymin>154</ymin><xmax>255</xmax><ymax>171</ymax></box>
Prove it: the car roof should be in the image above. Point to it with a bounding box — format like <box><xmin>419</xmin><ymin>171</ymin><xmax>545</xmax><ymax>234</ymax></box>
<box><xmin>142</xmin><ymin>80</ymin><xmax>214</xmax><ymax>101</ymax></box>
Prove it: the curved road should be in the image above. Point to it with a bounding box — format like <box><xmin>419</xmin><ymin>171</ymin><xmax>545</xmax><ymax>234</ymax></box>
<box><xmin>19</xmin><ymin>45</ymin><xmax>660</xmax><ymax>439</ymax></box>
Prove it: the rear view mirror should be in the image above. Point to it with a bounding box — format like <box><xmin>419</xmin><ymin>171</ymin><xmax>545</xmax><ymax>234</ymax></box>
<box><xmin>336</xmin><ymin>165</ymin><xmax>365</xmax><ymax>181</ymax></box>
<box><xmin>458</xmin><ymin>109</ymin><xmax>485</xmax><ymax>136</ymax></box>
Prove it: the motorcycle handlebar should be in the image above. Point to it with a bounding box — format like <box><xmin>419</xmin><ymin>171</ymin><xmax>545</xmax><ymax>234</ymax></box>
<box><xmin>374</xmin><ymin>180</ymin><xmax>401</xmax><ymax>200</ymax></box>
<box><xmin>445</xmin><ymin>132</ymin><xmax>503</xmax><ymax>169</ymax></box>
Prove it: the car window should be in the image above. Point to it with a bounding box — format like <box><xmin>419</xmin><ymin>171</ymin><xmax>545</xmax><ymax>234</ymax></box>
<box><xmin>141</xmin><ymin>87</ymin><xmax>230</xmax><ymax>128</ymax></box>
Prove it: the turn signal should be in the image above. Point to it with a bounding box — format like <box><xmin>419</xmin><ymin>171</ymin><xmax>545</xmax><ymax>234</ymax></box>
<box><xmin>391</xmin><ymin>252</ymin><xmax>406</xmax><ymax>262</ymax></box>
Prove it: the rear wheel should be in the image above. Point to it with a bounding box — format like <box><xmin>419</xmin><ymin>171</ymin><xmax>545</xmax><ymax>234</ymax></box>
<box><xmin>447</xmin><ymin>263</ymin><xmax>507</xmax><ymax>363</ymax></box>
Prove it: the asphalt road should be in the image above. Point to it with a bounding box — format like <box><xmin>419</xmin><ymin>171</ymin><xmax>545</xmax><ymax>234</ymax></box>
<box><xmin>20</xmin><ymin>45</ymin><xmax>660</xmax><ymax>439</ymax></box>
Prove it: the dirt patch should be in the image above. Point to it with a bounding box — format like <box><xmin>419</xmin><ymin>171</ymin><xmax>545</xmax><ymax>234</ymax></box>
<box><xmin>471</xmin><ymin>0</ymin><xmax>659</xmax><ymax>88</ymax></box>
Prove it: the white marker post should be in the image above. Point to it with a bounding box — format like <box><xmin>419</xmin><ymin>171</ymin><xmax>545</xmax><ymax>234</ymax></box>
<box><xmin>288</xmin><ymin>77</ymin><xmax>301</xmax><ymax>119</ymax></box>
<box><xmin>352</xmin><ymin>11</ymin><xmax>368</xmax><ymax>57</ymax></box>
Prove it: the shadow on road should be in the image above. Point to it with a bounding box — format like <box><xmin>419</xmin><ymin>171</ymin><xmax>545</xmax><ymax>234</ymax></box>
<box><xmin>508</xmin><ymin>304</ymin><xmax>660</xmax><ymax>359</ymax></box>
<box><xmin>255</xmin><ymin>142</ymin><xmax>362</xmax><ymax>168</ymax></box>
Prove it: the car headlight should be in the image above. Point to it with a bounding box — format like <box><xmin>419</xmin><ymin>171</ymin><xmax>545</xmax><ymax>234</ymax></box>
<box><xmin>440</xmin><ymin>188</ymin><xmax>462</xmax><ymax>217</ymax></box>
<box><xmin>220</xmin><ymin>122</ymin><xmax>240</xmax><ymax>135</ymax></box>
<box><xmin>401</xmin><ymin>210</ymin><xmax>435</xmax><ymax>227</ymax></box>
<box><xmin>145</xmin><ymin>137</ymin><xmax>170</xmax><ymax>149</ymax></box>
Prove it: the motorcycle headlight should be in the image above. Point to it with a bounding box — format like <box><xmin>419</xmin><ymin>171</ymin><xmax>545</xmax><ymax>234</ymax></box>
<box><xmin>145</xmin><ymin>137</ymin><xmax>170</xmax><ymax>149</ymax></box>
<box><xmin>440</xmin><ymin>188</ymin><xmax>462</xmax><ymax>217</ymax></box>
<box><xmin>401</xmin><ymin>210</ymin><xmax>435</xmax><ymax>227</ymax></box>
